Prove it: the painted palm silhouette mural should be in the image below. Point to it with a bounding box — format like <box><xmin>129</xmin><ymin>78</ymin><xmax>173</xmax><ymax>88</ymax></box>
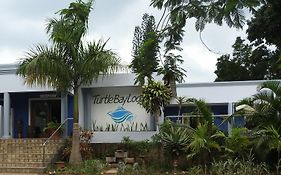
<box><xmin>107</xmin><ymin>106</ymin><xmax>135</xmax><ymax>123</ymax></box>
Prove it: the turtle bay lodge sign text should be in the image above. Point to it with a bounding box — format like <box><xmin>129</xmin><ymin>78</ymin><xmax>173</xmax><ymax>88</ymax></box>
<box><xmin>92</xmin><ymin>94</ymin><xmax>140</xmax><ymax>105</ymax></box>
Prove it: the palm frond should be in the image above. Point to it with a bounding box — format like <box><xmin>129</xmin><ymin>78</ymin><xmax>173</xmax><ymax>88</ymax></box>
<box><xmin>17</xmin><ymin>45</ymin><xmax>71</xmax><ymax>91</ymax></box>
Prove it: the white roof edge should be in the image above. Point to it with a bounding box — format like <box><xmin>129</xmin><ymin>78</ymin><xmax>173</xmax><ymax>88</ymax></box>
<box><xmin>177</xmin><ymin>79</ymin><xmax>281</xmax><ymax>88</ymax></box>
<box><xmin>0</xmin><ymin>63</ymin><xmax>19</xmax><ymax>75</ymax></box>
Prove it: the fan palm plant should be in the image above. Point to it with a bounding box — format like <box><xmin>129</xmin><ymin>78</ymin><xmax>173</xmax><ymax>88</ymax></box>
<box><xmin>188</xmin><ymin>122</ymin><xmax>224</xmax><ymax>166</ymax></box>
<box><xmin>17</xmin><ymin>0</ymin><xmax>122</xmax><ymax>165</ymax></box>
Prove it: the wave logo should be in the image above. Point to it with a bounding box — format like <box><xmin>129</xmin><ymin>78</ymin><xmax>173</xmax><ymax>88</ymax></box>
<box><xmin>107</xmin><ymin>106</ymin><xmax>135</xmax><ymax>123</ymax></box>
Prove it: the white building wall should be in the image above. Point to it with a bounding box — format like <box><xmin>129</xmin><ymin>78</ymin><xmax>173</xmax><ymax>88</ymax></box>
<box><xmin>0</xmin><ymin>74</ymin><xmax>53</xmax><ymax>93</ymax></box>
<box><xmin>176</xmin><ymin>81</ymin><xmax>262</xmax><ymax>104</ymax></box>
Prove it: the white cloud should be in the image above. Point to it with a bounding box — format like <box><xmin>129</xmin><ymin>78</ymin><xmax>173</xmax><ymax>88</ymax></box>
<box><xmin>0</xmin><ymin>0</ymin><xmax>247</xmax><ymax>82</ymax></box>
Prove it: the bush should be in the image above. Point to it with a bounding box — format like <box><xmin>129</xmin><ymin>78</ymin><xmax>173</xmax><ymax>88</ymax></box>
<box><xmin>55</xmin><ymin>159</ymin><xmax>107</xmax><ymax>175</ymax></box>
<box><xmin>210</xmin><ymin>158</ymin><xmax>270</xmax><ymax>175</ymax></box>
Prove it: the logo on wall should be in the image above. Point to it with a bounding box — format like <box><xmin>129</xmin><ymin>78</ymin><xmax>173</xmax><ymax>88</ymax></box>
<box><xmin>107</xmin><ymin>106</ymin><xmax>135</xmax><ymax>123</ymax></box>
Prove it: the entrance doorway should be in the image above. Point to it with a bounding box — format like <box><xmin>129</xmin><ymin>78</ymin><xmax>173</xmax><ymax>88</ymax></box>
<box><xmin>30</xmin><ymin>99</ymin><xmax>61</xmax><ymax>138</ymax></box>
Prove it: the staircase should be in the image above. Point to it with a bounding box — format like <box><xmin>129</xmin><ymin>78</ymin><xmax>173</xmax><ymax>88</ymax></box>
<box><xmin>0</xmin><ymin>138</ymin><xmax>64</xmax><ymax>173</ymax></box>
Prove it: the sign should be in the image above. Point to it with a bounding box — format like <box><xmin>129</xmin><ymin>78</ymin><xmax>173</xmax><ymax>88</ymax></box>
<box><xmin>92</xmin><ymin>94</ymin><xmax>140</xmax><ymax>105</ymax></box>
<box><xmin>90</xmin><ymin>87</ymin><xmax>151</xmax><ymax>130</ymax></box>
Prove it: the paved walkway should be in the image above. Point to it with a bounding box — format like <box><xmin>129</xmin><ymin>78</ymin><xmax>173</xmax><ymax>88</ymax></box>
<box><xmin>103</xmin><ymin>168</ymin><xmax>118</xmax><ymax>175</ymax></box>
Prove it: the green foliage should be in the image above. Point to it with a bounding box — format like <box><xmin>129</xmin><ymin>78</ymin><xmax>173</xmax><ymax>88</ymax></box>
<box><xmin>139</xmin><ymin>81</ymin><xmax>172</xmax><ymax>117</ymax></box>
<box><xmin>240</xmin><ymin>81</ymin><xmax>281</xmax><ymax>130</ymax></box>
<box><xmin>129</xmin><ymin>14</ymin><xmax>159</xmax><ymax>85</ymax></box>
<box><xmin>186</xmin><ymin>98</ymin><xmax>213</xmax><ymax>124</ymax></box>
<box><xmin>224</xmin><ymin>127</ymin><xmax>251</xmax><ymax>158</ymax></box>
<box><xmin>210</xmin><ymin>158</ymin><xmax>270</xmax><ymax>175</ymax></box>
<box><xmin>17</xmin><ymin>0</ymin><xmax>122</xmax><ymax>123</ymax></box>
<box><xmin>215</xmin><ymin>37</ymin><xmax>281</xmax><ymax>81</ymax></box>
<box><xmin>158</xmin><ymin>52</ymin><xmax>186</xmax><ymax>86</ymax></box>
<box><xmin>150</xmin><ymin>0</ymin><xmax>261</xmax><ymax>52</ymax></box>
<box><xmin>188</xmin><ymin>123</ymin><xmax>224</xmax><ymax>160</ymax></box>
<box><xmin>44</xmin><ymin>121</ymin><xmax>61</xmax><ymax>130</ymax></box>
<box><xmin>121</xmin><ymin>137</ymin><xmax>154</xmax><ymax>156</ymax></box>
<box><xmin>160</xmin><ymin>125</ymin><xmax>191</xmax><ymax>158</ymax></box>
<box><xmin>247</xmin><ymin>0</ymin><xmax>281</xmax><ymax>49</ymax></box>
<box><xmin>55</xmin><ymin>159</ymin><xmax>106</xmax><ymax>175</ymax></box>
<box><xmin>256</xmin><ymin>126</ymin><xmax>281</xmax><ymax>158</ymax></box>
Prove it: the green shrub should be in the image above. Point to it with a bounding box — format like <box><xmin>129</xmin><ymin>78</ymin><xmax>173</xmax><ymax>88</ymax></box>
<box><xmin>56</xmin><ymin>159</ymin><xmax>107</xmax><ymax>174</ymax></box>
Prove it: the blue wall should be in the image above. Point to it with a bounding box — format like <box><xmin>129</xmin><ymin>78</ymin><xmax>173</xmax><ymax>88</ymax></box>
<box><xmin>11</xmin><ymin>92</ymin><xmax>41</xmax><ymax>138</ymax></box>
<box><xmin>67</xmin><ymin>94</ymin><xmax>74</xmax><ymax>136</ymax></box>
<box><xmin>165</xmin><ymin>104</ymin><xmax>230</xmax><ymax>131</ymax></box>
<box><xmin>10</xmin><ymin>91</ymin><xmax>63</xmax><ymax>138</ymax></box>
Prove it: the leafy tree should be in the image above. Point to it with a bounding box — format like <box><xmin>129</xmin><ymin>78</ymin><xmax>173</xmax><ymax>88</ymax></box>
<box><xmin>215</xmin><ymin>37</ymin><xmax>281</xmax><ymax>81</ymax></box>
<box><xmin>247</xmin><ymin>0</ymin><xmax>281</xmax><ymax>49</ymax></box>
<box><xmin>158</xmin><ymin>52</ymin><xmax>186</xmax><ymax>97</ymax></box>
<box><xmin>130</xmin><ymin>14</ymin><xmax>186</xmax><ymax>97</ymax></box>
<box><xmin>129</xmin><ymin>14</ymin><xmax>159</xmax><ymax>85</ymax></box>
<box><xmin>17</xmin><ymin>0</ymin><xmax>121</xmax><ymax>165</ymax></box>
<box><xmin>150</xmin><ymin>0</ymin><xmax>262</xmax><ymax>52</ymax></box>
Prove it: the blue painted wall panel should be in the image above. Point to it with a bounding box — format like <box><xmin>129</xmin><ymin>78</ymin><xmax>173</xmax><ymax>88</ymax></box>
<box><xmin>67</xmin><ymin>94</ymin><xmax>74</xmax><ymax>136</ymax></box>
<box><xmin>11</xmin><ymin>92</ymin><xmax>43</xmax><ymax>138</ymax></box>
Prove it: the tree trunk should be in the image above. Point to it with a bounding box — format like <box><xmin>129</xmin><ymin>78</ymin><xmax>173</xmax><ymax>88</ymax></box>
<box><xmin>170</xmin><ymin>79</ymin><xmax>177</xmax><ymax>98</ymax></box>
<box><xmin>69</xmin><ymin>88</ymin><xmax>82</xmax><ymax>165</ymax></box>
<box><xmin>69</xmin><ymin>123</ymin><xmax>82</xmax><ymax>165</ymax></box>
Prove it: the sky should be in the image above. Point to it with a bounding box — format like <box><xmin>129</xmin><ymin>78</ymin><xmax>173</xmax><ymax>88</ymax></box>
<box><xmin>0</xmin><ymin>0</ymin><xmax>248</xmax><ymax>82</ymax></box>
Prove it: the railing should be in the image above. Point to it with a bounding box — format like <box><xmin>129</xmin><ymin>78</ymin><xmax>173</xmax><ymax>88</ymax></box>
<box><xmin>166</xmin><ymin>114</ymin><xmax>241</xmax><ymax>132</ymax></box>
<box><xmin>42</xmin><ymin>118</ymin><xmax>73</xmax><ymax>167</ymax></box>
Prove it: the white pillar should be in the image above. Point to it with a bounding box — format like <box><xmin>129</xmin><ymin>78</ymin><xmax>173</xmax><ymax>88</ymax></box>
<box><xmin>61</xmin><ymin>93</ymin><xmax>68</xmax><ymax>137</ymax></box>
<box><xmin>227</xmin><ymin>102</ymin><xmax>234</xmax><ymax>135</ymax></box>
<box><xmin>3</xmin><ymin>92</ymin><xmax>11</xmax><ymax>138</ymax></box>
<box><xmin>78</xmin><ymin>88</ymin><xmax>84</xmax><ymax>129</ymax></box>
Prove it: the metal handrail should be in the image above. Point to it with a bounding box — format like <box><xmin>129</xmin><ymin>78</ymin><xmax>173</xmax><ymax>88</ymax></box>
<box><xmin>42</xmin><ymin>118</ymin><xmax>73</xmax><ymax>167</ymax></box>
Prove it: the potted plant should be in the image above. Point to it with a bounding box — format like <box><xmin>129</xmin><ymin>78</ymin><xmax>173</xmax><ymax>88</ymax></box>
<box><xmin>43</xmin><ymin>121</ymin><xmax>63</xmax><ymax>139</ymax></box>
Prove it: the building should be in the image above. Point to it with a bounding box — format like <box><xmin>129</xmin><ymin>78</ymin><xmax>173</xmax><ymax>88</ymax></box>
<box><xmin>0</xmin><ymin>63</ymin><xmax>266</xmax><ymax>142</ymax></box>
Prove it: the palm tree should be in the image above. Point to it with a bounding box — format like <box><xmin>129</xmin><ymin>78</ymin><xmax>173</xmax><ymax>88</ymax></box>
<box><xmin>17</xmin><ymin>0</ymin><xmax>121</xmax><ymax>165</ymax></box>
<box><xmin>188</xmin><ymin>122</ymin><xmax>224</xmax><ymax>166</ymax></box>
<box><xmin>238</xmin><ymin>81</ymin><xmax>281</xmax><ymax>130</ymax></box>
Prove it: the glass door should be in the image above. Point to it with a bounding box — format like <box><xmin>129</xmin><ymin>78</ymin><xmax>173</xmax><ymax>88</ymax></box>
<box><xmin>30</xmin><ymin>99</ymin><xmax>61</xmax><ymax>138</ymax></box>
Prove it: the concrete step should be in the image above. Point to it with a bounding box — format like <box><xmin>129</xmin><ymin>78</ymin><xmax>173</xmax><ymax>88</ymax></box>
<box><xmin>0</xmin><ymin>153</ymin><xmax>56</xmax><ymax>162</ymax></box>
<box><xmin>0</xmin><ymin>167</ymin><xmax>46</xmax><ymax>174</ymax></box>
<box><xmin>0</xmin><ymin>139</ymin><xmax>64</xmax><ymax>174</ymax></box>
<box><xmin>0</xmin><ymin>162</ymin><xmax>45</xmax><ymax>168</ymax></box>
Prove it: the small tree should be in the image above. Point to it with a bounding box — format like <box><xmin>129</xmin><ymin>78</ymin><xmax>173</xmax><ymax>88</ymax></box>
<box><xmin>139</xmin><ymin>81</ymin><xmax>172</xmax><ymax>130</ymax></box>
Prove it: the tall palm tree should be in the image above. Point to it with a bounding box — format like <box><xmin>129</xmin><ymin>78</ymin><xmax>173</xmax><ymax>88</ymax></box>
<box><xmin>17</xmin><ymin>0</ymin><xmax>121</xmax><ymax>165</ymax></box>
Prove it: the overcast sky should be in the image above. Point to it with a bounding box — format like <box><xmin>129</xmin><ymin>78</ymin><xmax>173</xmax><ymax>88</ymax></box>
<box><xmin>0</xmin><ymin>0</ymin><xmax>247</xmax><ymax>82</ymax></box>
